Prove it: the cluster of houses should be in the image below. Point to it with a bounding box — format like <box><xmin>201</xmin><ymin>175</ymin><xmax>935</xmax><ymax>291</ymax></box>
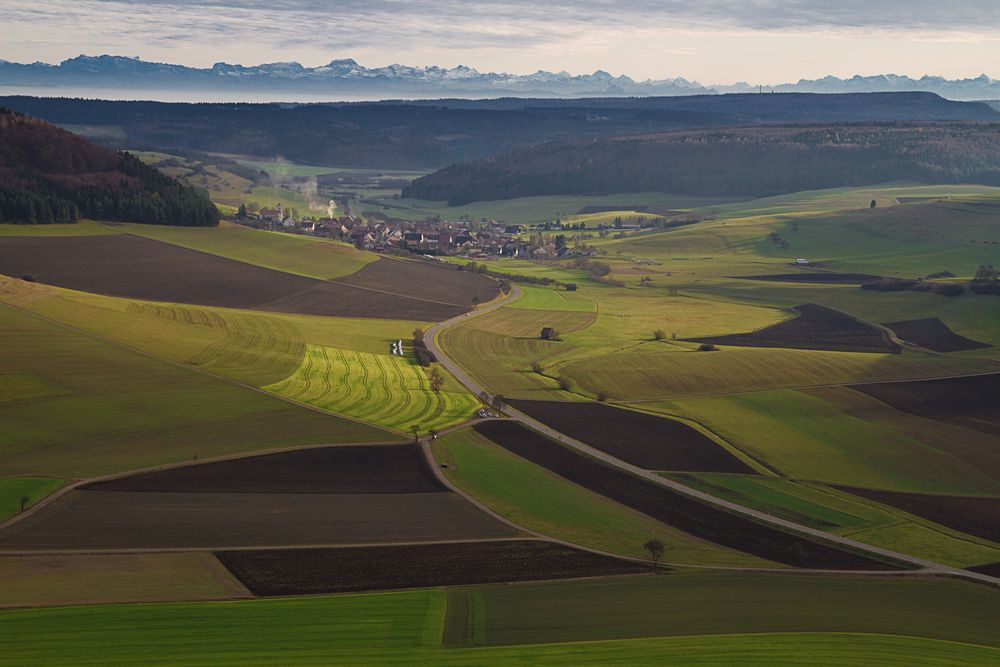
<box><xmin>234</xmin><ymin>205</ymin><xmax>600</xmax><ymax>259</ymax></box>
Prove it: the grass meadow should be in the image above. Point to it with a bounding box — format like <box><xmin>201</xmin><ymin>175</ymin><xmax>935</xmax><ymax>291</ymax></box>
<box><xmin>2</xmin><ymin>575</ymin><xmax>999</xmax><ymax>665</ymax></box>
<box><xmin>0</xmin><ymin>303</ymin><xmax>389</xmax><ymax>480</ymax></box>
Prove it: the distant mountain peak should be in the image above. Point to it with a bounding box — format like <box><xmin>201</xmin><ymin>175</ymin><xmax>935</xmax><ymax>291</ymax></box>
<box><xmin>1</xmin><ymin>55</ymin><xmax>997</xmax><ymax>101</ymax></box>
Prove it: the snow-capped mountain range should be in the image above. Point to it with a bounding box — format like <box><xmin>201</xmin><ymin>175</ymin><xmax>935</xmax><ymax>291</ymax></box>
<box><xmin>1</xmin><ymin>55</ymin><xmax>998</xmax><ymax>101</ymax></box>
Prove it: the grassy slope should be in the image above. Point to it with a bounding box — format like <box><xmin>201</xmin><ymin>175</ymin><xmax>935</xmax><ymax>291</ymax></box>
<box><xmin>8</xmin><ymin>283</ymin><xmax>423</xmax><ymax>386</ymax></box>
<box><xmin>0</xmin><ymin>477</ymin><xmax>64</xmax><ymax>521</ymax></box>
<box><xmin>0</xmin><ymin>278</ymin><xmax>474</xmax><ymax>434</ymax></box>
<box><xmin>119</xmin><ymin>222</ymin><xmax>375</xmax><ymax>279</ymax></box>
<box><xmin>2</xmin><ymin>581</ymin><xmax>998</xmax><ymax>665</ymax></box>
<box><xmin>0</xmin><ymin>553</ymin><xmax>249</xmax><ymax>608</ymax></box>
<box><xmin>433</xmin><ymin>429</ymin><xmax>773</xmax><ymax>566</ymax></box>
<box><xmin>0</xmin><ymin>221</ymin><xmax>116</xmax><ymax>237</ymax></box>
<box><xmin>450</xmin><ymin>572</ymin><xmax>1000</xmax><ymax>649</ymax></box>
<box><xmin>648</xmin><ymin>389</ymin><xmax>1000</xmax><ymax>494</ymax></box>
<box><xmin>266</xmin><ymin>346</ymin><xmax>478</xmax><ymax>433</ymax></box>
<box><xmin>668</xmin><ymin>474</ymin><xmax>1000</xmax><ymax>568</ymax></box>
<box><xmin>0</xmin><ymin>303</ymin><xmax>389</xmax><ymax>480</ymax></box>
<box><xmin>367</xmin><ymin>192</ymin><xmax>743</xmax><ymax>225</ymax></box>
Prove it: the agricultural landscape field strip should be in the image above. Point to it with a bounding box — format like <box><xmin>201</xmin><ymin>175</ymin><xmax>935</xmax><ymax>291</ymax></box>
<box><xmin>333</xmin><ymin>257</ymin><xmax>500</xmax><ymax>307</ymax></box>
<box><xmin>851</xmin><ymin>372</ymin><xmax>1000</xmax><ymax>437</ymax></box>
<box><xmin>0</xmin><ymin>221</ymin><xmax>117</xmax><ymax>236</ymax></box>
<box><xmin>216</xmin><ymin>540</ymin><xmax>652</xmax><ymax>596</ymax></box>
<box><xmin>0</xmin><ymin>489</ymin><xmax>517</xmax><ymax>550</ymax></box>
<box><xmin>0</xmin><ymin>235</ymin><xmax>473</xmax><ymax>320</ymax></box>
<box><xmin>560</xmin><ymin>343</ymin><xmax>989</xmax><ymax>400</ymax></box>
<box><xmin>433</xmin><ymin>429</ymin><xmax>774</xmax><ymax>565</ymax></box>
<box><xmin>120</xmin><ymin>222</ymin><xmax>375</xmax><ymax>279</ymax></box>
<box><xmin>0</xmin><ymin>303</ymin><xmax>389</xmax><ymax>480</ymax></box>
<box><xmin>0</xmin><ymin>442</ymin><xmax>517</xmax><ymax>550</ymax></box>
<box><xmin>0</xmin><ymin>478</ymin><xmax>64</xmax><ymax>521</ymax></box>
<box><xmin>649</xmin><ymin>389</ymin><xmax>1000</xmax><ymax>494</ymax></box>
<box><xmin>5</xmin><ymin>586</ymin><xmax>997</xmax><ymax>666</ymax></box>
<box><xmin>508</xmin><ymin>399</ymin><xmax>755</xmax><ymax>473</ymax></box>
<box><xmin>265</xmin><ymin>346</ymin><xmax>479</xmax><ymax>432</ymax></box>
<box><xmin>443</xmin><ymin>571</ymin><xmax>1000</xmax><ymax>649</ymax></box>
<box><xmin>86</xmin><ymin>444</ymin><xmax>445</xmax><ymax>495</ymax></box>
<box><xmin>834</xmin><ymin>487</ymin><xmax>1000</xmax><ymax>544</ymax></box>
<box><xmin>687</xmin><ymin>303</ymin><xmax>902</xmax><ymax>353</ymax></box>
<box><xmin>0</xmin><ymin>552</ymin><xmax>250</xmax><ymax>607</ymax></box>
<box><xmin>885</xmin><ymin>317</ymin><xmax>991</xmax><ymax>352</ymax></box>
<box><xmin>472</xmin><ymin>421</ymin><xmax>902</xmax><ymax>569</ymax></box>
<box><xmin>669</xmin><ymin>473</ymin><xmax>1000</xmax><ymax>568</ymax></box>
<box><xmin>1</xmin><ymin>280</ymin><xmax>426</xmax><ymax>387</ymax></box>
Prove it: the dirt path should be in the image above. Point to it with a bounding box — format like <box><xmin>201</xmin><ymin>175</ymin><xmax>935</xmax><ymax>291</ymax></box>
<box><xmin>424</xmin><ymin>285</ymin><xmax>1000</xmax><ymax>587</ymax></box>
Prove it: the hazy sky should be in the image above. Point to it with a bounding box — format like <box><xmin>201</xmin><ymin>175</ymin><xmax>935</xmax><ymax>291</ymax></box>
<box><xmin>3</xmin><ymin>0</ymin><xmax>999</xmax><ymax>83</ymax></box>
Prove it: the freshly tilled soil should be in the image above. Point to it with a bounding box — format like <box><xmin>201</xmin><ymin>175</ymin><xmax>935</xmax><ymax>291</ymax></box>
<box><xmin>216</xmin><ymin>539</ymin><xmax>653</xmax><ymax>595</ymax></box>
<box><xmin>508</xmin><ymin>400</ymin><xmax>754</xmax><ymax>473</ymax></box>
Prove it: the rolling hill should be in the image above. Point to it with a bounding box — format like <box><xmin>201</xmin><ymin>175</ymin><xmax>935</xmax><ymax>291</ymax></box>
<box><xmin>0</xmin><ymin>108</ymin><xmax>218</xmax><ymax>226</ymax></box>
<box><xmin>404</xmin><ymin>122</ymin><xmax>1000</xmax><ymax>203</ymax></box>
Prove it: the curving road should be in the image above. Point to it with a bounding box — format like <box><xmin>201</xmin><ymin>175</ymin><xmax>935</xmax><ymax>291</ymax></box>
<box><xmin>425</xmin><ymin>285</ymin><xmax>1000</xmax><ymax>587</ymax></box>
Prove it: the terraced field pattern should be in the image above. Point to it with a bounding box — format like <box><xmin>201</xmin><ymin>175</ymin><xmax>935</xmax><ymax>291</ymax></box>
<box><xmin>266</xmin><ymin>346</ymin><xmax>478</xmax><ymax>432</ymax></box>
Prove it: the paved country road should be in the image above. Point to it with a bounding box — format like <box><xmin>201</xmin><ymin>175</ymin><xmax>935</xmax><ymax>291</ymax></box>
<box><xmin>425</xmin><ymin>284</ymin><xmax>1000</xmax><ymax>587</ymax></box>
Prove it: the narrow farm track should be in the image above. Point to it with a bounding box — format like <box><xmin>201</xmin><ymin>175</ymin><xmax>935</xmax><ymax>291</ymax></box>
<box><xmin>425</xmin><ymin>286</ymin><xmax>1000</xmax><ymax>587</ymax></box>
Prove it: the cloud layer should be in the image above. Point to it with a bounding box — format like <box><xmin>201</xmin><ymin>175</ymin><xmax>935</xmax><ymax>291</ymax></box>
<box><xmin>3</xmin><ymin>0</ymin><xmax>998</xmax><ymax>81</ymax></box>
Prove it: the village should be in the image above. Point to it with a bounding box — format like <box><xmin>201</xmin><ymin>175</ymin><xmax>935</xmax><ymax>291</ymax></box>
<box><xmin>232</xmin><ymin>201</ymin><xmax>607</xmax><ymax>260</ymax></box>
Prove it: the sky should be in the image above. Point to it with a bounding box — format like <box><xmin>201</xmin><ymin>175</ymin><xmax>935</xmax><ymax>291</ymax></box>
<box><xmin>3</xmin><ymin>0</ymin><xmax>999</xmax><ymax>84</ymax></box>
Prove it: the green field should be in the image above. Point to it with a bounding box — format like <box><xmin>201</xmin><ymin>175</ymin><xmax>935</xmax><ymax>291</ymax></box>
<box><xmin>648</xmin><ymin>388</ymin><xmax>1000</xmax><ymax>494</ymax></box>
<box><xmin>0</xmin><ymin>553</ymin><xmax>249</xmax><ymax>607</ymax></box>
<box><xmin>2</xmin><ymin>577</ymin><xmax>998</xmax><ymax>666</ymax></box>
<box><xmin>0</xmin><ymin>477</ymin><xmax>65</xmax><ymax>521</ymax></box>
<box><xmin>446</xmin><ymin>572</ymin><xmax>1000</xmax><ymax>649</ymax></box>
<box><xmin>0</xmin><ymin>303</ymin><xmax>389</xmax><ymax>480</ymax></box>
<box><xmin>668</xmin><ymin>473</ymin><xmax>1000</xmax><ymax>567</ymax></box>
<box><xmin>0</xmin><ymin>221</ymin><xmax>116</xmax><ymax>237</ymax></box>
<box><xmin>266</xmin><ymin>346</ymin><xmax>479</xmax><ymax>433</ymax></box>
<box><xmin>0</xmin><ymin>281</ymin><xmax>452</xmax><ymax>433</ymax></box>
<box><xmin>433</xmin><ymin>429</ymin><xmax>772</xmax><ymax>566</ymax></box>
<box><xmin>119</xmin><ymin>222</ymin><xmax>376</xmax><ymax>279</ymax></box>
<box><xmin>365</xmin><ymin>191</ymin><xmax>744</xmax><ymax>226</ymax></box>
<box><xmin>438</xmin><ymin>291</ymin><xmax>796</xmax><ymax>399</ymax></box>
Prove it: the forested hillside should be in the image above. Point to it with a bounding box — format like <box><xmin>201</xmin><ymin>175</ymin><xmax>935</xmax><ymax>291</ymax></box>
<box><xmin>404</xmin><ymin>122</ymin><xmax>1000</xmax><ymax>204</ymax></box>
<box><xmin>0</xmin><ymin>108</ymin><xmax>218</xmax><ymax>225</ymax></box>
<box><xmin>2</xmin><ymin>93</ymin><xmax>996</xmax><ymax>170</ymax></box>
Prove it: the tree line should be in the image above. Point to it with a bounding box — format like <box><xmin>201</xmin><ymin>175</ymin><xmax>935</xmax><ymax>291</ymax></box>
<box><xmin>404</xmin><ymin>122</ymin><xmax>1000</xmax><ymax>204</ymax></box>
<box><xmin>0</xmin><ymin>108</ymin><xmax>219</xmax><ymax>226</ymax></box>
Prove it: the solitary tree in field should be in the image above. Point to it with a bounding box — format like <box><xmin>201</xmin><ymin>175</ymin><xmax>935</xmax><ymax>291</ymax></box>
<box><xmin>471</xmin><ymin>295</ymin><xmax>480</xmax><ymax>308</ymax></box>
<box><xmin>653</xmin><ymin>329</ymin><xmax>666</xmax><ymax>341</ymax></box>
<box><xmin>410</xmin><ymin>424</ymin><xmax>421</xmax><ymax>442</ymax></box>
<box><xmin>644</xmin><ymin>538</ymin><xmax>666</xmax><ymax>565</ymax></box>
<box><xmin>491</xmin><ymin>394</ymin><xmax>506</xmax><ymax>412</ymax></box>
<box><xmin>531</xmin><ymin>360</ymin><xmax>544</xmax><ymax>374</ymax></box>
<box><xmin>19</xmin><ymin>495</ymin><xmax>29</xmax><ymax>513</ymax></box>
<box><xmin>428</xmin><ymin>367</ymin><xmax>445</xmax><ymax>394</ymax></box>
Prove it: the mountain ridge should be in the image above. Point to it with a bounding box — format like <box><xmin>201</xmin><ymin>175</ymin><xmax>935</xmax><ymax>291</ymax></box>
<box><xmin>2</xmin><ymin>55</ymin><xmax>998</xmax><ymax>101</ymax></box>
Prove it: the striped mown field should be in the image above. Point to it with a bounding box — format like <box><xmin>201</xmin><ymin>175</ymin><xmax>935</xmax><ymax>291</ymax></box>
<box><xmin>266</xmin><ymin>346</ymin><xmax>479</xmax><ymax>433</ymax></box>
